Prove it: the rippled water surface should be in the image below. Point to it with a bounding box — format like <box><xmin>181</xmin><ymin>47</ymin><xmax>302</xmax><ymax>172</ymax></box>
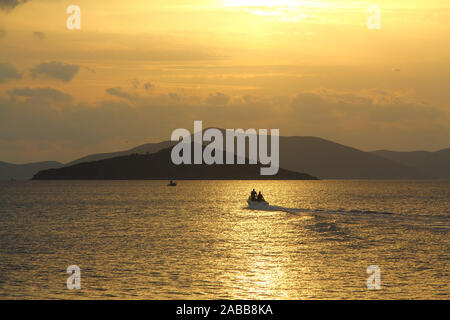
<box><xmin>0</xmin><ymin>180</ymin><xmax>448</xmax><ymax>299</ymax></box>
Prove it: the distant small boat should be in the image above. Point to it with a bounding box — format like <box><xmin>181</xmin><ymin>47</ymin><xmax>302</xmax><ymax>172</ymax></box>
<box><xmin>168</xmin><ymin>181</ymin><xmax>177</xmax><ymax>186</ymax></box>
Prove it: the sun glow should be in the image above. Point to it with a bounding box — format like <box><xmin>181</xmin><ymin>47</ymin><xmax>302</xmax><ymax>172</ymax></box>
<box><xmin>222</xmin><ymin>0</ymin><xmax>332</xmax><ymax>22</ymax></box>
<box><xmin>223</xmin><ymin>0</ymin><xmax>325</xmax><ymax>7</ymax></box>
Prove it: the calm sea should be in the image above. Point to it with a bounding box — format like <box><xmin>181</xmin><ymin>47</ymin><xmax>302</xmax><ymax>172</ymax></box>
<box><xmin>0</xmin><ymin>180</ymin><xmax>448</xmax><ymax>299</ymax></box>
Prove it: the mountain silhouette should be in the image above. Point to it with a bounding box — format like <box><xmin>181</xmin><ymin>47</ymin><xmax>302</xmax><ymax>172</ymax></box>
<box><xmin>372</xmin><ymin>148</ymin><xmax>450</xmax><ymax>179</ymax></box>
<box><xmin>0</xmin><ymin>161</ymin><xmax>62</xmax><ymax>180</ymax></box>
<box><xmin>3</xmin><ymin>131</ymin><xmax>448</xmax><ymax>180</ymax></box>
<box><xmin>278</xmin><ymin>136</ymin><xmax>427</xmax><ymax>179</ymax></box>
<box><xmin>62</xmin><ymin>132</ymin><xmax>434</xmax><ymax>179</ymax></box>
<box><xmin>65</xmin><ymin>140</ymin><xmax>174</xmax><ymax>166</ymax></box>
<box><xmin>32</xmin><ymin>144</ymin><xmax>317</xmax><ymax>180</ymax></box>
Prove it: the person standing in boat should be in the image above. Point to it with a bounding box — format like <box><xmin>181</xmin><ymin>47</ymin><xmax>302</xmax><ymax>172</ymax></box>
<box><xmin>250</xmin><ymin>189</ymin><xmax>257</xmax><ymax>201</ymax></box>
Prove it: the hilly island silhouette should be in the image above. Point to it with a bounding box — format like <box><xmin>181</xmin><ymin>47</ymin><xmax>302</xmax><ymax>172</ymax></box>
<box><xmin>32</xmin><ymin>143</ymin><xmax>317</xmax><ymax>180</ymax></box>
<box><xmin>1</xmin><ymin>131</ymin><xmax>448</xmax><ymax>180</ymax></box>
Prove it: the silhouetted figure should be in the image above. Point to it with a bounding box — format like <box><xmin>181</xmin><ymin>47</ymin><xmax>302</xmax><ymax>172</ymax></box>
<box><xmin>168</xmin><ymin>180</ymin><xmax>177</xmax><ymax>186</ymax></box>
<box><xmin>257</xmin><ymin>191</ymin><xmax>264</xmax><ymax>202</ymax></box>
<box><xmin>250</xmin><ymin>189</ymin><xmax>257</xmax><ymax>201</ymax></box>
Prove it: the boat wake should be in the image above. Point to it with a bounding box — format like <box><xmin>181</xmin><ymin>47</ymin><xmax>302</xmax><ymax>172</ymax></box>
<box><xmin>245</xmin><ymin>205</ymin><xmax>394</xmax><ymax>215</ymax></box>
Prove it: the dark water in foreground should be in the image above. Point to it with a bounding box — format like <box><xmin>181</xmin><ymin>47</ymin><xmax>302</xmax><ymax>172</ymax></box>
<box><xmin>0</xmin><ymin>180</ymin><xmax>448</xmax><ymax>299</ymax></box>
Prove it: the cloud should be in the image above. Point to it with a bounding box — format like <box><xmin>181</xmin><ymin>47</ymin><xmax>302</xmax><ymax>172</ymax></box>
<box><xmin>82</xmin><ymin>66</ymin><xmax>96</xmax><ymax>73</ymax></box>
<box><xmin>0</xmin><ymin>87</ymin><xmax>448</xmax><ymax>163</ymax></box>
<box><xmin>106</xmin><ymin>87</ymin><xmax>137</xmax><ymax>101</ymax></box>
<box><xmin>206</xmin><ymin>92</ymin><xmax>230</xmax><ymax>105</ymax></box>
<box><xmin>130</xmin><ymin>79</ymin><xmax>139</xmax><ymax>89</ymax></box>
<box><xmin>0</xmin><ymin>89</ymin><xmax>281</xmax><ymax>152</ymax></box>
<box><xmin>30</xmin><ymin>61</ymin><xmax>80</xmax><ymax>82</ymax></box>
<box><xmin>33</xmin><ymin>31</ymin><xmax>46</xmax><ymax>40</ymax></box>
<box><xmin>168</xmin><ymin>93</ymin><xmax>180</xmax><ymax>102</ymax></box>
<box><xmin>0</xmin><ymin>0</ymin><xmax>29</xmax><ymax>11</ymax></box>
<box><xmin>0</xmin><ymin>62</ymin><xmax>22</xmax><ymax>83</ymax></box>
<box><xmin>291</xmin><ymin>92</ymin><xmax>441</xmax><ymax>124</ymax></box>
<box><xmin>7</xmin><ymin>87</ymin><xmax>73</xmax><ymax>103</ymax></box>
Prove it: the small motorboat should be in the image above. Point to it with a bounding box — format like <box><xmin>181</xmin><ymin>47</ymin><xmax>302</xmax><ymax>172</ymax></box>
<box><xmin>168</xmin><ymin>180</ymin><xmax>177</xmax><ymax>186</ymax></box>
<box><xmin>247</xmin><ymin>197</ymin><xmax>269</xmax><ymax>209</ymax></box>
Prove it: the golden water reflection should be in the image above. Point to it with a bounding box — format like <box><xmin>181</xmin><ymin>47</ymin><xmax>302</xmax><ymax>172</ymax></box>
<box><xmin>0</xmin><ymin>180</ymin><xmax>448</xmax><ymax>299</ymax></box>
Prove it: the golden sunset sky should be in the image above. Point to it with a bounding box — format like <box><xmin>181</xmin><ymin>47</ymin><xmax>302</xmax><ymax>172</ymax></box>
<box><xmin>0</xmin><ymin>0</ymin><xmax>449</xmax><ymax>162</ymax></box>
